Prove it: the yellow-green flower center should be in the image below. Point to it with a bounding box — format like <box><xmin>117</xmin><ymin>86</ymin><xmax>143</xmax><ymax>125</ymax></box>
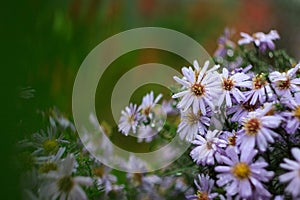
<box><xmin>196</xmin><ymin>191</ymin><xmax>209</xmax><ymax>200</ymax></box>
<box><xmin>253</xmin><ymin>74</ymin><xmax>267</xmax><ymax>90</ymax></box>
<box><xmin>57</xmin><ymin>176</ymin><xmax>74</xmax><ymax>193</ymax></box>
<box><xmin>42</xmin><ymin>139</ymin><xmax>58</xmax><ymax>153</ymax></box>
<box><xmin>39</xmin><ymin>162</ymin><xmax>58</xmax><ymax>173</ymax></box>
<box><xmin>232</xmin><ymin>162</ymin><xmax>251</xmax><ymax>179</ymax></box>
<box><xmin>192</xmin><ymin>83</ymin><xmax>205</xmax><ymax>96</ymax></box>
<box><xmin>186</xmin><ymin>111</ymin><xmax>202</xmax><ymax>125</ymax></box>
<box><xmin>244</xmin><ymin>118</ymin><xmax>261</xmax><ymax>136</ymax></box>
<box><xmin>276</xmin><ymin>78</ymin><xmax>290</xmax><ymax>90</ymax></box>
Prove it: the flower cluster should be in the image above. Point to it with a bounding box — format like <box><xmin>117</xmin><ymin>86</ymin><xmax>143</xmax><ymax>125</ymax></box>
<box><xmin>19</xmin><ymin>108</ymin><xmax>187</xmax><ymax>200</ymax></box>
<box><xmin>116</xmin><ymin>29</ymin><xmax>300</xmax><ymax>200</ymax></box>
<box><xmin>19</xmin><ymin>29</ymin><xmax>300</xmax><ymax>200</ymax></box>
<box><xmin>180</xmin><ymin>29</ymin><xmax>300</xmax><ymax>199</ymax></box>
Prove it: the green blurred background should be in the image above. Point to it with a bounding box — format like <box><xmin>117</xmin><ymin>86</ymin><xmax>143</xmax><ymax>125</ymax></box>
<box><xmin>2</xmin><ymin>0</ymin><xmax>300</xmax><ymax>198</ymax></box>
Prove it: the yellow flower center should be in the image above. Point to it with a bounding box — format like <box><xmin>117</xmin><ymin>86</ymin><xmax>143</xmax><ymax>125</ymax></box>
<box><xmin>222</xmin><ymin>78</ymin><xmax>234</xmax><ymax>91</ymax></box>
<box><xmin>252</xmin><ymin>74</ymin><xmax>267</xmax><ymax>90</ymax></box>
<box><xmin>93</xmin><ymin>166</ymin><xmax>105</xmax><ymax>177</ymax></box>
<box><xmin>228</xmin><ymin>135</ymin><xmax>236</xmax><ymax>146</ymax></box>
<box><xmin>196</xmin><ymin>191</ymin><xmax>209</xmax><ymax>200</ymax></box>
<box><xmin>294</xmin><ymin>106</ymin><xmax>300</xmax><ymax>119</ymax></box>
<box><xmin>39</xmin><ymin>162</ymin><xmax>58</xmax><ymax>173</ymax></box>
<box><xmin>42</xmin><ymin>139</ymin><xmax>58</xmax><ymax>153</ymax></box>
<box><xmin>232</xmin><ymin>162</ymin><xmax>251</xmax><ymax>179</ymax></box>
<box><xmin>132</xmin><ymin>173</ymin><xmax>143</xmax><ymax>186</ymax></box>
<box><xmin>192</xmin><ymin>83</ymin><xmax>205</xmax><ymax>96</ymax></box>
<box><xmin>57</xmin><ymin>176</ymin><xmax>74</xmax><ymax>193</ymax></box>
<box><xmin>244</xmin><ymin>118</ymin><xmax>261</xmax><ymax>136</ymax></box>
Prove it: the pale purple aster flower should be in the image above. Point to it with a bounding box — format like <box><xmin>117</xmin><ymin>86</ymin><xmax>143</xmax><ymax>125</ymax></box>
<box><xmin>227</xmin><ymin>100</ymin><xmax>260</xmax><ymax>122</ymax></box>
<box><xmin>190</xmin><ymin>130</ymin><xmax>227</xmax><ymax>165</ymax></box>
<box><xmin>177</xmin><ymin>109</ymin><xmax>210</xmax><ymax>142</ymax></box>
<box><xmin>281</xmin><ymin>93</ymin><xmax>300</xmax><ymax>134</ymax></box>
<box><xmin>139</xmin><ymin>91</ymin><xmax>162</xmax><ymax>118</ymax></box>
<box><xmin>219</xmin><ymin>131</ymin><xmax>238</xmax><ymax>154</ymax></box>
<box><xmin>186</xmin><ymin>174</ymin><xmax>218</xmax><ymax>200</ymax></box>
<box><xmin>244</xmin><ymin>73</ymin><xmax>273</xmax><ymax>105</ymax></box>
<box><xmin>215</xmin><ymin>148</ymin><xmax>274</xmax><ymax>199</ymax></box>
<box><xmin>118</xmin><ymin>103</ymin><xmax>141</xmax><ymax>136</ymax></box>
<box><xmin>238</xmin><ymin>30</ymin><xmax>280</xmax><ymax>52</ymax></box>
<box><xmin>172</xmin><ymin>60</ymin><xmax>222</xmax><ymax>115</ymax></box>
<box><xmin>225</xmin><ymin>56</ymin><xmax>244</xmax><ymax>73</ymax></box>
<box><xmin>214</xmin><ymin>28</ymin><xmax>236</xmax><ymax>58</ymax></box>
<box><xmin>218</xmin><ymin>68</ymin><xmax>250</xmax><ymax>107</ymax></box>
<box><xmin>136</xmin><ymin>125</ymin><xmax>157</xmax><ymax>143</ymax></box>
<box><xmin>237</xmin><ymin>103</ymin><xmax>282</xmax><ymax>152</ymax></box>
<box><xmin>161</xmin><ymin>99</ymin><xmax>179</xmax><ymax>115</ymax></box>
<box><xmin>269</xmin><ymin>63</ymin><xmax>300</xmax><ymax>98</ymax></box>
<box><xmin>274</xmin><ymin>196</ymin><xmax>284</xmax><ymax>200</ymax></box>
<box><xmin>279</xmin><ymin>147</ymin><xmax>300</xmax><ymax>198</ymax></box>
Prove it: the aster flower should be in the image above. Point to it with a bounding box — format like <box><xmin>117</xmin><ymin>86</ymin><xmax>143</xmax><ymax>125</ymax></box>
<box><xmin>37</xmin><ymin>147</ymin><xmax>66</xmax><ymax>174</ymax></box>
<box><xmin>190</xmin><ymin>130</ymin><xmax>227</xmax><ymax>165</ymax></box>
<box><xmin>118</xmin><ymin>103</ymin><xmax>141</xmax><ymax>136</ymax></box>
<box><xmin>19</xmin><ymin>127</ymin><xmax>68</xmax><ymax>156</ymax></box>
<box><xmin>120</xmin><ymin>155</ymin><xmax>148</xmax><ymax>173</ymax></box>
<box><xmin>136</xmin><ymin>124</ymin><xmax>158</xmax><ymax>143</ymax></box>
<box><xmin>40</xmin><ymin>154</ymin><xmax>93</xmax><ymax>200</ymax></box>
<box><xmin>269</xmin><ymin>63</ymin><xmax>300</xmax><ymax>98</ymax></box>
<box><xmin>219</xmin><ymin>131</ymin><xmax>239</xmax><ymax>153</ymax></box>
<box><xmin>279</xmin><ymin>147</ymin><xmax>300</xmax><ymax>198</ymax></box>
<box><xmin>49</xmin><ymin>107</ymin><xmax>76</xmax><ymax>132</ymax></box>
<box><xmin>93</xmin><ymin>165</ymin><xmax>124</xmax><ymax>195</ymax></box>
<box><xmin>218</xmin><ymin>68</ymin><xmax>251</xmax><ymax>107</ymax></box>
<box><xmin>244</xmin><ymin>73</ymin><xmax>273</xmax><ymax>105</ymax></box>
<box><xmin>238</xmin><ymin>30</ymin><xmax>280</xmax><ymax>52</ymax></box>
<box><xmin>215</xmin><ymin>147</ymin><xmax>274</xmax><ymax>199</ymax></box>
<box><xmin>161</xmin><ymin>99</ymin><xmax>179</xmax><ymax>115</ymax></box>
<box><xmin>186</xmin><ymin>174</ymin><xmax>219</xmax><ymax>200</ymax></box>
<box><xmin>139</xmin><ymin>91</ymin><xmax>162</xmax><ymax>119</ymax></box>
<box><xmin>177</xmin><ymin>109</ymin><xmax>210</xmax><ymax>142</ymax></box>
<box><xmin>172</xmin><ymin>60</ymin><xmax>222</xmax><ymax>115</ymax></box>
<box><xmin>281</xmin><ymin>93</ymin><xmax>300</xmax><ymax>134</ymax></box>
<box><xmin>237</xmin><ymin>103</ymin><xmax>282</xmax><ymax>152</ymax></box>
<box><xmin>227</xmin><ymin>100</ymin><xmax>260</xmax><ymax>122</ymax></box>
<box><xmin>214</xmin><ymin>28</ymin><xmax>236</xmax><ymax>58</ymax></box>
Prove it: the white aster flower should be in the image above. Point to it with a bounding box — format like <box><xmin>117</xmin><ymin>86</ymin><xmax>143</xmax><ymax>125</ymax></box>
<box><xmin>40</xmin><ymin>154</ymin><xmax>93</xmax><ymax>200</ymax></box>
<box><xmin>172</xmin><ymin>60</ymin><xmax>222</xmax><ymax>115</ymax></box>
<box><xmin>139</xmin><ymin>91</ymin><xmax>162</xmax><ymax>118</ymax></box>
<box><xmin>190</xmin><ymin>130</ymin><xmax>227</xmax><ymax>165</ymax></box>
<box><xmin>93</xmin><ymin>165</ymin><xmax>124</xmax><ymax>195</ymax></box>
<box><xmin>118</xmin><ymin>103</ymin><xmax>141</xmax><ymax>136</ymax></box>
<box><xmin>177</xmin><ymin>109</ymin><xmax>210</xmax><ymax>142</ymax></box>
<box><xmin>279</xmin><ymin>147</ymin><xmax>300</xmax><ymax>198</ymax></box>
<box><xmin>244</xmin><ymin>73</ymin><xmax>273</xmax><ymax>105</ymax></box>
<box><xmin>218</xmin><ymin>68</ymin><xmax>250</xmax><ymax>107</ymax></box>
<box><xmin>269</xmin><ymin>63</ymin><xmax>300</xmax><ymax>98</ymax></box>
